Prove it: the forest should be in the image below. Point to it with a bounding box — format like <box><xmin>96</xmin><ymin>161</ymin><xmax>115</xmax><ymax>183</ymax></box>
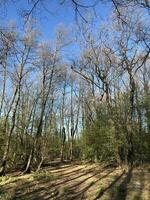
<box><xmin>0</xmin><ymin>1</ymin><xmax>150</xmax><ymax>200</ymax></box>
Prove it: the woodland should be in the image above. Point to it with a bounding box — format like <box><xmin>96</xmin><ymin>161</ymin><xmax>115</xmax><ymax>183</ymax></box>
<box><xmin>0</xmin><ymin>1</ymin><xmax>150</xmax><ymax>199</ymax></box>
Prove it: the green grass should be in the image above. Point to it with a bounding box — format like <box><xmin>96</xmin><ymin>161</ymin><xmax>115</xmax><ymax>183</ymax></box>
<box><xmin>0</xmin><ymin>170</ymin><xmax>56</xmax><ymax>200</ymax></box>
<box><xmin>61</xmin><ymin>186</ymin><xmax>71</xmax><ymax>194</ymax></box>
<box><xmin>96</xmin><ymin>185</ymin><xmax>105</xmax><ymax>196</ymax></box>
<box><xmin>0</xmin><ymin>175</ymin><xmax>19</xmax><ymax>186</ymax></box>
<box><xmin>133</xmin><ymin>196</ymin><xmax>142</xmax><ymax>200</ymax></box>
<box><xmin>0</xmin><ymin>187</ymin><xmax>15</xmax><ymax>200</ymax></box>
<box><xmin>33</xmin><ymin>170</ymin><xmax>55</xmax><ymax>182</ymax></box>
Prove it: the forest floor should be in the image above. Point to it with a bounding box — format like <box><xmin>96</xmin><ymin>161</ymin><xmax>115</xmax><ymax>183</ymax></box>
<box><xmin>0</xmin><ymin>162</ymin><xmax>149</xmax><ymax>200</ymax></box>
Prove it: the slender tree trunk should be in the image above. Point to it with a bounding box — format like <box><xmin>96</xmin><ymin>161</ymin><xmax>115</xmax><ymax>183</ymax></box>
<box><xmin>36</xmin><ymin>156</ymin><xmax>44</xmax><ymax>172</ymax></box>
<box><xmin>23</xmin><ymin>104</ymin><xmax>37</xmax><ymax>174</ymax></box>
<box><xmin>0</xmin><ymin>64</ymin><xmax>6</xmax><ymax>117</ymax></box>
<box><xmin>0</xmin><ymin>46</ymin><xmax>30</xmax><ymax>176</ymax></box>
<box><xmin>60</xmin><ymin>81</ymin><xmax>66</xmax><ymax>162</ymax></box>
<box><xmin>70</xmin><ymin>79</ymin><xmax>74</xmax><ymax>161</ymax></box>
<box><xmin>0</xmin><ymin>86</ymin><xmax>21</xmax><ymax>175</ymax></box>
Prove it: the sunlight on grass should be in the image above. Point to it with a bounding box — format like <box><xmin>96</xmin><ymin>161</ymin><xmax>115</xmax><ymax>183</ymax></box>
<box><xmin>61</xmin><ymin>186</ymin><xmax>71</xmax><ymax>194</ymax></box>
<box><xmin>133</xmin><ymin>196</ymin><xmax>142</xmax><ymax>200</ymax></box>
<box><xmin>95</xmin><ymin>184</ymin><xmax>105</xmax><ymax>198</ymax></box>
<box><xmin>33</xmin><ymin>170</ymin><xmax>55</xmax><ymax>181</ymax></box>
<box><xmin>0</xmin><ymin>176</ymin><xmax>18</xmax><ymax>186</ymax></box>
<box><xmin>0</xmin><ymin>170</ymin><xmax>55</xmax><ymax>186</ymax></box>
<box><xmin>0</xmin><ymin>186</ymin><xmax>15</xmax><ymax>200</ymax></box>
<box><xmin>0</xmin><ymin>170</ymin><xmax>56</xmax><ymax>200</ymax></box>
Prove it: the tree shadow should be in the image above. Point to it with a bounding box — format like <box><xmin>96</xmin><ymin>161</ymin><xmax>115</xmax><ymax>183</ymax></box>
<box><xmin>55</xmin><ymin>168</ymin><xmax>116</xmax><ymax>200</ymax></box>
<box><xmin>132</xmin><ymin>169</ymin><xmax>145</xmax><ymax>200</ymax></box>
<box><xmin>12</xmin><ymin>166</ymin><xmax>97</xmax><ymax>199</ymax></box>
<box><xmin>114</xmin><ymin>167</ymin><xmax>133</xmax><ymax>200</ymax></box>
<box><xmin>8</xmin><ymin>164</ymin><xmax>82</xmax><ymax>191</ymax></box>
<box><xmin>13</xmin><ymin>166</ymin><xmax>113</xmax><ymax>200</ymax></box>
<box><xmin>5</xmin><ymin>170</ymin><xmax>55</xmax><ymax>191</ymax></box>
<box><xmin>71</xmin><ymin>170</ymin><xmax>116</xmax><ymax>199</ymax></box>
<box><xmin>15</xmin><ymin>165</ymin><xmax>87</xmax><ymax>190</ymax></box>
<box><xmin>0</xmin><ymin>186</ymin><xmax>5</xmax><ymax>196</ymax></box>
<box><xmin>94</xmin><ymin>170</ymin><xmax>126</xmax><ymax>200</ymax></box>
<box><xmin>55</xmin><ymin>165</ymin><xmax>88</xmax><ymax>177</ymax></box>
<box><xmin>12</xmin><ymin>189</ymin><xmax>49</xmax><ymax>200</ymax></box>
<box><xmin>42</xmin><ymin>160</ymin><xmax>81</xmax><ymax>171</ymax></box>
<box><xmin>50</xmin><ymin>167</ymin><xmax>97</xmax><ymax>188</ymax></box>
<box><xmin>70</xmin><ymin>168</ymin><xmax>115</xmax><ymax>191</ymax></box>
<box><xmin>2</xmin><ymin>165</ymin><xmax>120</xmax><ymax>200</ymax></box>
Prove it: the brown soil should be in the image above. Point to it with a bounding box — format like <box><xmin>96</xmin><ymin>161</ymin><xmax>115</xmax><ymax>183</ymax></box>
<box><xmin>0</xmin><ymin>162</ymin><xmax>149</xmax><ymax>200</ymax></box>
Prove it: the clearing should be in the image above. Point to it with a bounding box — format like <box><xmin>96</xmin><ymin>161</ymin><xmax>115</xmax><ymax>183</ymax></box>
<box><xmin>0</xmin><ymin>162</ymin><xmax>149</xmax><ymax>200</ymax></box>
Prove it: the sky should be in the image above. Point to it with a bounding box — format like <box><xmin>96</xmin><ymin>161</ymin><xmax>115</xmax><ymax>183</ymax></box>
<box><xmin>0</xmin><ymin>0</ymin><xmax>113</xmax><ymax>66</ymax></box>
<box><xmin>0</xmin><ymin>0</ymin><xmax>112</xmax><ymax>40</ymax></box>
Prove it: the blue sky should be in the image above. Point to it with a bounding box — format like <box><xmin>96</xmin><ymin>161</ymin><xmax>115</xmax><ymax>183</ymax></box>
<box><xmin>0</xmin><ymin>0</ymin><xmax>112</xmax><ymax>40</ymax></box>
<box><xmin>0</xmin><ymin>0</ymin><xmax>113</xmax><ymax>62</ymax></box>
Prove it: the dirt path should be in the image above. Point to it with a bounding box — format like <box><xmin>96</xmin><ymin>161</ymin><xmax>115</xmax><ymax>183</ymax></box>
<box><xmin>0</xmin><ymin>163</ymin><xmax>149</xmax><ymax>200</ymax></box>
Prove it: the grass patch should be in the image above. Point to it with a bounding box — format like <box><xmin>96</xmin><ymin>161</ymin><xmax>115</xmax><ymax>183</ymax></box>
<box><xmin>0</xmin><ymin>176</ymin><xmax>18</xmax><ymax>186</ymax></box>
<box><xmin>61</xmin><ymin>186</ymin><xmax>71</xmax><ymax>194</ymax></box>
<box><xmin>96</xmin><ymin>185</ymin><xmax>105</xmax><ymax>196</ymax></box>
<box><xmin>0</xmin><ymin>173</ymin><xmax>34</xmax><ymax>186</ymax></box>
<box><xmin>133</xmin><ymin>196</ymin><xmax>142</xmax><ymax>200</ymax></box>
<box><xmin>0</xmin><ymin>170</ymin><xmax>55</xmax><ymax>185</ymax></box>
<box><xmin>0</xmin><ymin>170</ymin><xmax>55</xmax><ymax>200</ymax></box>
<box><xmin>33</xmin><ymin>170</ymin><xmax>55</xmax><ymax>182</ymax></box>
<box><xmin>0</xmin><ymin>187</ymin><xmax>15</xmax><ymax>200</ymax></box>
